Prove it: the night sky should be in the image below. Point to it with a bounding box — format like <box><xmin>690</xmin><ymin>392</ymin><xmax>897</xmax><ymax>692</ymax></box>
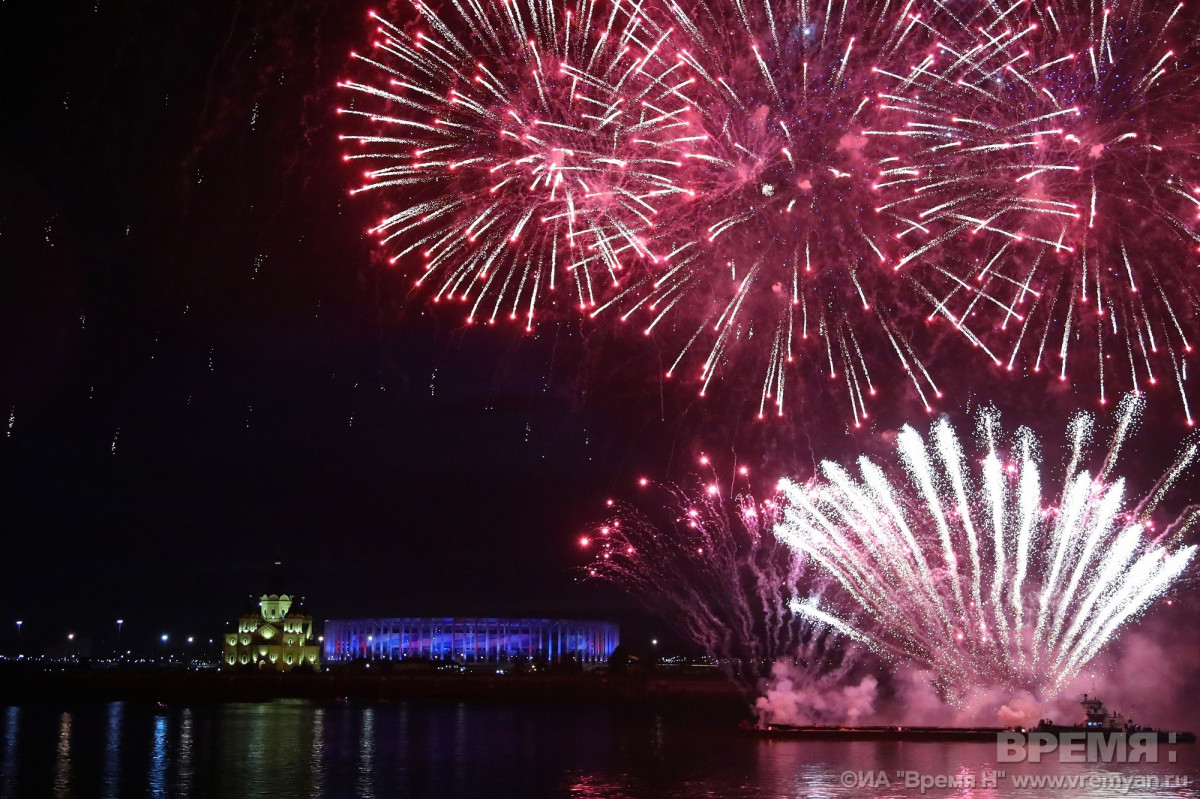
<box><xmin>0</xmin><ymin>0</ymin><xmax>744</xmax><ymax>654</ymax></box>
<box><xmin>2</xmin><ymin>0</ymin><xmax>1198</xmax><ymax>688</ymax></box>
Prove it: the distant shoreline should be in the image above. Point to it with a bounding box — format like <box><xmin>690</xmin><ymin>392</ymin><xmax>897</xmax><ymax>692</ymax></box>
<box><xmin>0</xmin><ymin>665</ymin><xmax>747</xmax><ymax>707</ymax></box>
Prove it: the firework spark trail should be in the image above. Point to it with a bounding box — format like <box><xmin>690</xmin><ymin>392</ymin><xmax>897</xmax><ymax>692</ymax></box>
<box><xmin>873</xmin><ymin>0</ymin><xmax>1200</xmax><ymax>422</ymax></box>
<box><xmin>581</xmin><ymin>477</ymin><xmax>857</xmax><ymax>691</ymax></box>
<box><xmin>590</xmin><ymin>0</ymin><xmax>952</xmax><ymax>424</ymax></box>
<box><xmin>775</xmin><ymin>394</ymin><xmax>1197</xmax><ymax>701</ymax></box>
<box><xmin>338</xmin><ymin>0</ymin><xmax>699</xmax><ymax>330</ymax></box>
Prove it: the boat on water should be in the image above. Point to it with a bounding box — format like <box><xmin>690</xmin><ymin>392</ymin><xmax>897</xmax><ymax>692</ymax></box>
<box><xmin>1032</xmin><ymin>694</ymin><xmax>1195</xmax><ymax>744</ymax></box>
<box><xmin>746</xmin><ymin>694</ymin><xmax>1195</xmax><ymax>743</ymax></box>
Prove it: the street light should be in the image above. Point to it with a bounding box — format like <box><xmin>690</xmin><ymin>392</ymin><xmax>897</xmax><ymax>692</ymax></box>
<box><xmin>14</xmin><ymin>621</ymin><xmax>21</xmax><ymax>655</ymax></box>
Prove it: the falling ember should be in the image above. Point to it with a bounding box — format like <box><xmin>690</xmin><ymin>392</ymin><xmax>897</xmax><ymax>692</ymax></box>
<box><xmin>776</xmin><ymin>394</ymin><xmax>1197</xmax><ymax>701</ymax></box>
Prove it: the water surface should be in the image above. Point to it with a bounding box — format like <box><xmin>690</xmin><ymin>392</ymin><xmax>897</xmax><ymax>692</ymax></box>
<box><xmin>2</xmin><ymin>700</ymin><xmax>1197</xmax><ymax>797</ymax></box>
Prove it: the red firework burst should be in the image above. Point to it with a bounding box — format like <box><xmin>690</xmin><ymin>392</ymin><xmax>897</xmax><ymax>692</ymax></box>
<box><xmin>874</xmin><ymin>0</ymin><xmax>1200</xmax><ymax>423</ymax></box>
<box><xmin>337</xmin><ymin>0</ymin><xmax>698</xmax><ymax>330</ymax></box>
<box><xmin>590</xmin><ymin>0</ymin><xmax>956</xmax><ymax>422</ymax></box>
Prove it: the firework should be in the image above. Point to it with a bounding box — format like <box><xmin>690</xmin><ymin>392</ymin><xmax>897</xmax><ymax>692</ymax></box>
<box><xmin>582</xmin><ymin>475</ymin><xmax>857</xmax><ymax>691</ymax></box>
<box><xmin>337</xmin><ymin>0</ymin><xmax>962</xmax><ymax>424</ymax></box>
<box><xmin>873</xmin><ymin>0</ymin><xmax>1200</xmax><ymax>421</ymax></box>
<box><xmin>587</xmin><ymin>0</ymin><xmax>954</xmax><ymax>422</ymax></box>
<box><xmin>337</xmin><ymin>0</ymin><xmax>698</xmax><ymax>329</ymax></box>
<box><xmin>775</xmin><ymin>394</ymin><xmax>1197</xmax><ymax>701</ymax></box>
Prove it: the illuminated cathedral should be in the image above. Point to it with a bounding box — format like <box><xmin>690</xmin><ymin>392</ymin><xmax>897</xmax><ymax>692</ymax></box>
<box><xmin>222</xmin><ymin>566</ymin><xmax>320</xmax><ymax>671</ymax></box>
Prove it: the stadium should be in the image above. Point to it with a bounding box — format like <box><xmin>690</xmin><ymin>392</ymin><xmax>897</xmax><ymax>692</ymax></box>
<box><xmin>323</xmin><ymin>617</ymin><xmax>619</xmax><ymax>664</ymax></box>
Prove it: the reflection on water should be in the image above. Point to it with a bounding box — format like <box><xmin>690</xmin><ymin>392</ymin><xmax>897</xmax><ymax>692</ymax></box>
<box><xmin>245</xmin><ymin>704</ymin><xmax>264</xmax><ymax>781</ymax></box>
<box><xmin>102</xmin><ymin>703</ymin><xmax>122</xmax><ymax>799</ymax></box>
<box><xmin>357</xmin><ymin>707</ymin><xmax>375</xmax><ymax>799</ymax></box>
<box><xmin>309</xmin><ymin>708</ymin><xmax>325</xmax><ymax>799</ymax></box>
<box><xmin>453</xmin><ymin>703</ymin><xmax>467</xmax><ymax>797</ymax></box>
<box><xmin>0</xmin><ymin>700</ymin><xmax>1197</xmax><ymax>798</ymax></box>
<box><xmin>52</xmin><ymin>712</ymin><xmax>71</xmax><ymax>798</ymax></box>
<box><xmin>177</xmin><ymin>709</ymin><xmax>193</xmax><ymax>799</ymax></box>
<box><xmin>148</xmin><ymin>714</ymin><xmax>167</xmax><ymax>798</ymax></box>
<box><xmin>2</xmin><ymin>706</ymin><xmax>17</xmax><ymax>799</ymax></box>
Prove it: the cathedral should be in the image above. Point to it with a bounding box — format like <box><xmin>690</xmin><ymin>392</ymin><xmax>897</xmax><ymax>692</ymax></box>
<box><xmin>222</xmin><ymin>566</ymin><xmax>320</xmax><ymax>671</ymax></box>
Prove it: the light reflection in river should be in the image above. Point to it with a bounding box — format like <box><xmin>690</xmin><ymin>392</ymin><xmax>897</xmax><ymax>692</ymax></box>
<box><xmin>357</xmin><ymin>706</ymin><xmax>375</xmax><ymax>799</ymax></box>
<box><xmin>309</xmin><ymin>707</ymin><xmax>325</xmax><ymax>799</ymax></box>
<box><xmin>177</xmin><ymin>708</ymin><xmax>193</xmax><ymax>798</ymax></box>
<box><xmin>0</xmin><ymin>700</ymin><xmax>1195</xmax><ymax>798</ymax></box>
<box><xmin>101</xmin><ymin>703</ymin><xmax>122</xmax><ymax>799</ymax></box>
<box><xmin>148</xmin><ymin>713</ymin><xmax>167</xmax><ymax>798</ymax></box>
<box><xmin>1</xmin><ymin>706</ymin><xmax>18</xmax><ymax>799</ymax></box>
<box><xmin>52</xmin><ymin>712</ymin><xmax>71</xmax><ymax>799</ymax></box>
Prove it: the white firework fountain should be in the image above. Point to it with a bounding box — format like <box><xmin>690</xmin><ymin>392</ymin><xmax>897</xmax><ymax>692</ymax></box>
<box><xmin>775</xmin><ymin>394</ymin><xmax>1197</xmax><ymax>702</ymax></box>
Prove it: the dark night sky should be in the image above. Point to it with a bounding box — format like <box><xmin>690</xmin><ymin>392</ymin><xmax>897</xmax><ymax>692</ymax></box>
<box><xmin>0</xmin><ymin>0</ymin><xmax>733</xmax><ymax>653</ymax></box>
<box><xmin>1</xmin><ymin>0</ymin><xmax>1197</xmax><ymax>675</ymax></box>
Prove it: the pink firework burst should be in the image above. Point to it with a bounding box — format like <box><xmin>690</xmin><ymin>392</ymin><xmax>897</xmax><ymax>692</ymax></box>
<box><xmin>589</xmin><ymin>0</ymin><xmax>955</xmax><ymax>423</ymax></box>
<box><xmin>582</xmin><ymin>474</ymin><xmax>859</xmax><ymax>692</ymax></box>
<box><xmin>874</xmin><ymin>0</ymin><xmax>1200</xmax><ymax>422</ymax></box>
<box><xmin>337</xmin><ymin>0</ymin><xmax>699</xmax><ymax>330</ymax></box>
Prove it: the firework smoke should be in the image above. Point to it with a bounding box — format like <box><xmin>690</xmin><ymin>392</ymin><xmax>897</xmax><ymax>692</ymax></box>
<box><xmin>776</xmin><ymin>394</ymin><xmax>1198</xmax><ymax>703</ymax></box>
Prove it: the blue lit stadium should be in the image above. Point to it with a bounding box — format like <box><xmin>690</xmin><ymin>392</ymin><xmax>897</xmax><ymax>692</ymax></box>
<box><xmin>323</xmin><ymin>618</ymin><xmax>619</xmax><ymax>664</ymax></box>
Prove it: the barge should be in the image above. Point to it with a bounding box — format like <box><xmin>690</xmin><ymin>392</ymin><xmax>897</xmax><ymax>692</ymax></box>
<box><xmin>747</xmin><ymin>694</ymin><xmax>1195</xmax><ymax>743</ymax></box>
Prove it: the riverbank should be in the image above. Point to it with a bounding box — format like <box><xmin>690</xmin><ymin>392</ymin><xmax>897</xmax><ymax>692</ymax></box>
<box><xmin>0</xmin><ymin>662</ymin><xmax>747</xmax><ymax>706</ymax></box>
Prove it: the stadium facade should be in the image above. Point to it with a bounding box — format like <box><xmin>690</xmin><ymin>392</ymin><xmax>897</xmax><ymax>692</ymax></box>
<box><xmin>323</xmin><ymin>617</ymin><xmax>619</xmax><ymax>664</ymax></box>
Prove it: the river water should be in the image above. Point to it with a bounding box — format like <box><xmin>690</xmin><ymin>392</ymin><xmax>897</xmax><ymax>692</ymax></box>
<box><xmin>2</xmin><ymin>700</ymin><xmax>1198</xmax><ymax>798</ymax></box>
